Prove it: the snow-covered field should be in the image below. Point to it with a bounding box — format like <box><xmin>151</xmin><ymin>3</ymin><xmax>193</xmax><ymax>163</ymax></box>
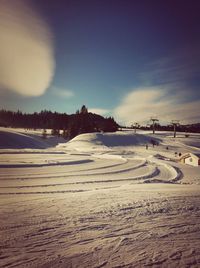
<box><xmin>0</xmin><ymin>127</ymin><xmax>200</xmax><ymax>267</ymax></box>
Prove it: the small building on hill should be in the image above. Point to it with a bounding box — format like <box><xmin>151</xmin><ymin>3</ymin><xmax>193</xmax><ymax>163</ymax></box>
<box><xmin>179</xmin><ymin>153</ymin><xmax>200</xmax><ymax>167</ymax></box>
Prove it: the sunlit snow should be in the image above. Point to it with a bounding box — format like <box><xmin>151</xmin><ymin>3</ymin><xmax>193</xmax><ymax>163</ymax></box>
<box><xmin>0</xmin><ymin>127</ymin><xmax>200</xmax><ymax>267</ymax></box>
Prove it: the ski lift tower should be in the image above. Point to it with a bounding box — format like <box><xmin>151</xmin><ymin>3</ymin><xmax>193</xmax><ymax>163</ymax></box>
<box><xmin>134</xmin><ymin>122</ymin><xmax>139</xmax><ymax>133</ymax></box>
<box><xmin>171</xmin><ymin>120</ymin><xmax>180</xmax><ymax>138</ymax></box>
<box><xmin>150</xmin><ymin>117</ymin><xmax>159</xmax><ymax>134</ymax></box>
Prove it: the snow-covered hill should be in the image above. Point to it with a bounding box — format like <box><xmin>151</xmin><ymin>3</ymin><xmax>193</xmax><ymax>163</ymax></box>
<box><xmin>0</xmin><ymin>127</ymin><xmax>200</xmax><ymax>267</ymax></box>
<box><xmin>58</xmin><ymin>132</ymin><xmax>161</xmax><ymax>151</ymax></box>
<box><xmin>0</xmin><ymin>127</ymin><xmax>66</xmax><ymax>149</ymax></box>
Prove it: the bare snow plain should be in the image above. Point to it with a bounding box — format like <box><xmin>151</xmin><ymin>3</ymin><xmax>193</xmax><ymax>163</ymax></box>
<box><xmin>0</xmin><ymin>127</ymin><xmax>200</xmax><ymax>267</ymax></box>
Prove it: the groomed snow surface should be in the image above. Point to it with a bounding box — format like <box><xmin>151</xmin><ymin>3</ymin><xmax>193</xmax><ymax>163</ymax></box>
<box><xmin>0</xmin><ymin>127</ymin><xmax>200</xmax><ymax>267</ymax></box>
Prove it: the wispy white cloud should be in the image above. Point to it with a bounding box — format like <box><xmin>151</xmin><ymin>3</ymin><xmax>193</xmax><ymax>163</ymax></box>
<box><xmin>114</xmin><ymin>48</ymin><xmax>200</xmax><ymax>126</ymax></box>
<box><xmin>138</xmin><ymin>49</ymin><xmax>200</xmax><ymax>88</ymax></box>
<box><xmin>0</xmin><ymin>0</ymin><xmax>55</xmax><ymax>96</ymax></box>
<box><xmin>114</xmin><ymin>87</ymin><xmax>200</xmax><ymax>125</ymax></box>
<box><xmin>51</xmin><ymin>86</ymin><xmax>74</xmax><ymax>98</ymax></box>
<box><xmin>89</xmin><ymin>108</ymin><xmax>110</xmax><ymax>116</ymax></box>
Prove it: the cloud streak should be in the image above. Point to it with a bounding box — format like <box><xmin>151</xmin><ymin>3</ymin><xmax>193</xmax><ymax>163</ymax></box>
<box><xmin>51</xmin><ymin>86</ymin><xmax>74</xmax><ymax>98</ymax></box>
<box><xmin>0</xmin><ymin>0</ymin><xmax>55</xmax><ymax>96</ymax></box>
<box><xmin>114</xmin><ymin>87</ymin><xmax>200</xmax><ymax>125</ymax></box>
<box><xmin>138</xmin><ymin>49</ymin><xmax>200</xmax><ymax>89</ymax></box>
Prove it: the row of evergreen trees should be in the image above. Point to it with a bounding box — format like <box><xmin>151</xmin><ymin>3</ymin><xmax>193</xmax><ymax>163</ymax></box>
<box><xmin>0</xmin><ymin>106</ymin><xmax>119</xmax><ymax>139</ymax></box>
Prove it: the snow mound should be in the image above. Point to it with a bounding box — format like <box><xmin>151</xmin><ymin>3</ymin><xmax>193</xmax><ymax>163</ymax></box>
<box><xmin>57</xmin><ymin>133</ymin><xmax>108</xmax><ymax>151</ymax></box>
<box><xmin>58</xmin><ymin>132</ymin><xmax>161</xmax><ymax>151</ymax></box>
<box><xmin>0</xmin><ymin>129</ymin><xmax>65</xmax><ymax>149</ymax></box>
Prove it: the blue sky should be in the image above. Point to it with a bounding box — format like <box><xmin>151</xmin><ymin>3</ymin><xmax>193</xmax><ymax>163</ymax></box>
<box><xmin>0</xmin><ymin>0</ymin><xmax>199</xmax><ymax>124</ymax></box>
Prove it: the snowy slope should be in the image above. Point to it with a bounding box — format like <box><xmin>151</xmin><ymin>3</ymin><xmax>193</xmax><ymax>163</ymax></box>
<box><xmin>0</xmin><ymin>128</ymin><xmax>200</xmax><ymax>267</ymax></box>
<box><xmin>0</xmin><ymin>127</ymin><xmax>66</xmax><ymax>149</ymax></box>
<box><xmin>57</xmin><ymin>132</ymin><xmax>161</xmax><ymax>151</ymax></box>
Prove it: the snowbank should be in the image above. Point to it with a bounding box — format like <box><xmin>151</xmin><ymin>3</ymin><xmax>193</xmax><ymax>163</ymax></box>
<box><xmin>0</xmin><ymin>128</ymin><xmax>66</xmax><ymax>149</ymax></box>
<box><xmin>58</xmin><ymin>132</ymin><xmax>162</xmax><ymax>151</ymax></box>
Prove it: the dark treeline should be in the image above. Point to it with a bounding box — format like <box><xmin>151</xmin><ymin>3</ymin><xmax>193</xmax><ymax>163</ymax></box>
<box><xmin>0</xmin><ymin>106</ymin><xmax>119</xmax><ymax>139</ymax></box>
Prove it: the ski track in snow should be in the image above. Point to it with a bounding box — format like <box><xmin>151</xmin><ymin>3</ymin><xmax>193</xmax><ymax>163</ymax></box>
<box><xmin>0</xmin><ymin>153</ymin><xmax>180</xmax><ymax>194</ymax></box>
<box><xmin>0</xmin><ymin>129</ymin><xmax>200</xmax><ymax>267</ymax></box>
